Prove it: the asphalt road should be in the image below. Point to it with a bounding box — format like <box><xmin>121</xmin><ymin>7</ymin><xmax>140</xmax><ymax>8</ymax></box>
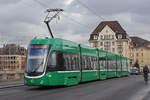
<box><xmin>0</xmin><ymin>75</ymin><xmax>149</xmax><ymax>100</ymax></box>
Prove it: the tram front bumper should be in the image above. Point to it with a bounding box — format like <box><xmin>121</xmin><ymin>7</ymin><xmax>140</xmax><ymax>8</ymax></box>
<box><xmin>24</xmin><ymin>76</ymin><xmax>49</xmax><ymax>86</ymax></box>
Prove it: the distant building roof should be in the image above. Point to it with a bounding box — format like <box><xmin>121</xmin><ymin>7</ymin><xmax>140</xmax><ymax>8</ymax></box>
<box><xmin>130</xmin><ymin>36</ymin><xmax>150</xmax><ymax>48</ymax></box>
<box><xmin>89</xmin><ymin>21</ymin><xmax>128</xmax><ymax>40</ymax></box>
<box><xmin>0</xmin><ymin>44</ymin><xmax>27</xmax><ymax>55</ymax></box>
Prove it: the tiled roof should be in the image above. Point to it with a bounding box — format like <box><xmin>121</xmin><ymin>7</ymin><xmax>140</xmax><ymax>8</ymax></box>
<box><xmin>89</xmin><ymin>21</ymin><xmax>127</xmax><ymax>40</ymax></box>
<box><xmin>130</xmin><ymin>36</ymin><xmax>150</xmax><ymax>48</ymax></box>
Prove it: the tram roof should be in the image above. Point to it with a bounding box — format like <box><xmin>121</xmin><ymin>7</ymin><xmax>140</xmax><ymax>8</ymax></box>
<box><xmin>29</xmin><ymin>38</ymin><xmax>129</xmax><ymax>59</ymax></box>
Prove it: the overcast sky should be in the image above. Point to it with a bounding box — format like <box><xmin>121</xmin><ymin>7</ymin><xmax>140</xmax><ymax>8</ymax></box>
<box><xmin>0</xmin><ymin>0</ymin><xmax>150</xmax><ymax>47</ymax></box>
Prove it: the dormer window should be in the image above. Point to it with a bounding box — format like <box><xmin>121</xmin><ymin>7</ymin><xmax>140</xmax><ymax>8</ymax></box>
<box><xmin>106</xmin><ymin>30</ymin><xmax>108</xmax><ymax>33</ymax></box>
<box><xmin>101</xmin><ymin>35</ymin><xmax>103</xmax><ymax>39</ymax></box>
<box><xmin>112</xmin><ymin>35</ymin><xmax>114</xmax><ymax>39</ymax></box>
<box><xmin>118</xmin><ymin>34</ymin><xmax>122</xmax><ymax>39</ymax></box>
<box><xmin>93</xmin><ymin>35</ymin><xmax>98</xmax><ymax>40</ymax></box>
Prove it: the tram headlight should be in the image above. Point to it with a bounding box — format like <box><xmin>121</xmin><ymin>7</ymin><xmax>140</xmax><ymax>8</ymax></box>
<box><xmin>40</xmin><ymin>80</ymin><xmax>44</xmax><ymax>84</ymax></box>
<box><xmin>30</xmin><ymin>79</ymin><xmax>33</xmax><ymax>83</ymax></box>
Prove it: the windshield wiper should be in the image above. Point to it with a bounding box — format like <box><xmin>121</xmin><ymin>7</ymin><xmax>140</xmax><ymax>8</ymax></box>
<box><xmin>31</xmin><ymin>59</ymin><xmax>44</xmax><ymax>73</ymax></box>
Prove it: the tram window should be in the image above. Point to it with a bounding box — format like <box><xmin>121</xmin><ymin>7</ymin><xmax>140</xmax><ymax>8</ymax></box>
<box><xmin>74</xmin><ymin>55</ymin><xmax>79</xmax><ymax>70</ymax></box>
<box><xmin>68</xmin><ymin>56</ymin><xmax>72</xmax><ymax>70</ymax></box>
<box><xmin>84</xmin><ymin>56</ymin><xmax>86</xmax><ymax>69</ymax></box>
<box><xmin>63</xmin><ymin>53</ymin><xmax>69</xmax><ymax>70</ymax></box>
<box><xmin>56</xmin><ymin>52</ymin><xmax>65</xmax><ymax>71</ymax></box>
<box><xmin>112</xmin><ymin>60</ymin><xmax>116</xmax><ymax>69</ymax></box>
<box><xmin>90</xmin><ymin>57</ymin><xmax>93</xmax><ymax>70</ymax></box>
<box><xmin>72</xmin><ymin>56</ymin><xmax>76</xmax><ymax>70</ymax></box>
<box><xmin>47</xmin><ymin>51</ymin><xmax>66</xmax><ymax>71</ymax></box>
<box><xmin>122</xmin><ymin>60</ymin><xmax>126</xmax><ymax>71</ymax></box>
<box><xmin>70</xmin><ymin>55</ymin><xmax>73</xmax><ymax>70</ymax></box>
<box><xmin>47</xmin><ymin>52</ymin><xmax>57</xmax><ymax>71</ymax></box>
<box><xmin>107</xmin><ymin>60</ymin><xmax>109</xmax><ymax>70</ymax></box>
<box><xmin>90</xmin><ymin>56</ymin><xmax>93</xmax><ymax>70</ymax></box>
<box><xmin>99</xmin><ymin>57</ymin><xmax>106</xmax><ymax>70</ymax></box>
<box><xmin>77</xmin><ymin>57</ymin><xmax>80</xmax><ymax>70</ymax></box>
<box><xmin>108</xmin><ymin>60</ymin><xmax>111</xmax><ymax>70</ymax></box>
<box><xmin>82</xmin><ymin>55</ymin><xmax>85</xmax><ymax>69</ymax></box>
<box><xmin>64</xmin><ymin>57</ymin><xmax>68</xmax><ymax>70</ymax></box>
<box><xmin>74</xmin><ymin>57</ymin><xmax>77</xmax><ymax>70</ymax></box>
<box><xmin>94</xmin><ymin>57</ymin><xmax>97</xmax><ymax>69</ymax></box>
<box><xmin>109</xmin><ymin>60</ymin><xmax>115</xmax><ymax>70</ymax></box>
<box><xmin>88</xmin><ymin>57</ymin><xmax>91</xmax><ymax>69</ymax></box>
<box><xmin>88</xmin><ymin>56</ymin><xmax>90</xmax><ymax>70</ymax></box>
<box><xmin>117</xmin><ymin>61</ymin><xmax>121</xmax><ymax>70</ymax></box>
<box><xmin>47</xmin><ymin>52</ymin><xmax>56</xmax><ymax>67</ymax></box>
<box><xmin>63</xmin><ymin>53</ymin><xmax>80</xmax><ymax>71</ymax></box>
<box><xmin>92</xmin><ymin>57</ymin><xmax>94</xmax><ymax>70</ymax></box>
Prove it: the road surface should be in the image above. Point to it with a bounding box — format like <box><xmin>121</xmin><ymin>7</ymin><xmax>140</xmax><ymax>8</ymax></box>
<box><xmin>0</xmin><ymin>75</ymin><xmax>149</xmax><ymax>100</ymax></box>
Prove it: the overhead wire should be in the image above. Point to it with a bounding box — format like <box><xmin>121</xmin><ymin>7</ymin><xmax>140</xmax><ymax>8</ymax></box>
<box><xmin>61</xmin><ymin>13</ymin><xmax>91</xmax><ymax>30</ymax></box>
<box><xmin>76</xmin><ymin>0</ymin><xmax>105</xmax><ymax>21</ymax></box>
<box><xmin>33</xmin><ymin>0</ymin><xmax>91</xmax><ymax>30</ymax></box>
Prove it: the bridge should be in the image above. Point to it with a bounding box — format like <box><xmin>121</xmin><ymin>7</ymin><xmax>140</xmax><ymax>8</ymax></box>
<box><xmin>0</xmin><ymin>75</ymin><xmax>149</xmax><ymax>100</ymax></box>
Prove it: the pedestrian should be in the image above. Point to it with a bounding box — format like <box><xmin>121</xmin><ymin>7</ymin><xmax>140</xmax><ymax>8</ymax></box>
<box><xmin>143</xmin><ymin>65</ymin><xmax>149</xmax><ymax>83</ymax></box>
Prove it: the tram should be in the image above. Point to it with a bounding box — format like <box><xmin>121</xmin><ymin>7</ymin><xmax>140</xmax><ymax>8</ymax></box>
<box><xmin>24</xmin><ymin>38</ymin><xmax>130</xmax><ymax>86</ymax></box>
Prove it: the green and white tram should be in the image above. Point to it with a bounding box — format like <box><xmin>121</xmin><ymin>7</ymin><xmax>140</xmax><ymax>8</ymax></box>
<box><xmin>24</xmin><ymin>38</ymin><xmax>130</xmax><ymax>86</ymax></box>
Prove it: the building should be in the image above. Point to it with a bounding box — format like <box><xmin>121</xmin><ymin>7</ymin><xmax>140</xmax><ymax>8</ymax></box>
<box><xmin>0</xmin><ymin>44</ymin><xmax>26</xmax><ymax>55</ymax></box>
<box><xmin>89</xmin><ymin>21</ymin><xmax>130</xmax><ymax>57</ymax></box>
<box><xmin>0</xmin><ymin>55</ymin><xmax>26</xmax><ymax>71</ymax></box>
<box><xmin>0</xmin><ymin>44</ymin><xmax>27</xmax><ymax>71</ymax></box>
<box><xmin>0</xmin><ymin>48</ymin><xmax>3</xmax><ymax>54</ymax></box>
<box><xmin>0</xmin><ymin>44</ymin><xmax>27</xmax><ymax>81</ymax></box>
<box><xmin>129</xmin><ymin>36</ymin><xmax>150</xmax><ymax>71</ymax></box>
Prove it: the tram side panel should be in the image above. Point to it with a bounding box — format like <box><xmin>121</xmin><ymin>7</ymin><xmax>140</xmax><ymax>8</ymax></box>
<box><xmin>80</xmin><ymin>45</ymin><xmax>99</xmax><ymax>82</ymax></box>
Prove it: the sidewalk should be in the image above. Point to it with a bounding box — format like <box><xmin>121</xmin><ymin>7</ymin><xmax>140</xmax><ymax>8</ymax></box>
<box><xmin>0</xmin><ymin>80</ymin><xmax>24</xmax><ymax>89</ymax></box>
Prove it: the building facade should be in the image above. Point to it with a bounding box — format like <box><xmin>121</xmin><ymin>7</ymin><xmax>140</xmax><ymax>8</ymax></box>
<box><xmin>129</xmin><ymin>37</ymin><xmax>150</xmax><ymax>71</ymax></box>
<box><xmin>0</xmin><ymin>44</ymin><xmax>26</xmax><ymax>55</ymax></box>
<box><xmin>0</xmin><ymin>44</ymin><xmax>27</xmax><ymax>81</ymax></box>
<box><xmin>0</xmin><ymin>44</ymin><xmax>27</xmax><ymax>72</ymax></box>
<box><xmin>89</xmin><ymin>21</ymin><xmax>130</xmax><ymax>57</ymax></box>
<box><xmin>0</xmin><ymin>55</ymin><xmax>26</xmax><ymax>72</ymax></box>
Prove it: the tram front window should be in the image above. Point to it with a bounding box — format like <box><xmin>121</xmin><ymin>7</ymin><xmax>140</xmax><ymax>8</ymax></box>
<box><xmin>26</xmin><ymin>44</ymin><xmax>50</xmax><ymax>75</ymax></box>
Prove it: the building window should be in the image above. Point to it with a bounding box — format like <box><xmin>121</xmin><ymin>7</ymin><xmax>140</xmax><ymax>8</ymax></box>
<box><xmin>112</xmin><ymin>35</ymin><xmax>114</xmax><ymax>39</ymax></box>
<box><xmin>93</xmin><ymin>42</ymin><xmax>98</xmax><ymax>47</ymax></box>
<box><xmin>104</xmin><ymin>47</ymin><xmax>110</xmax><ymax>51</ymax></box>
<box><xmin>108</xmin><ymin>35</ymin><xmax>111</xmax><ymax>39</ymax></box>
<box><xmin>112</xmin><ymin>48</ymin><xmax>115</xmax><ymax>52</ymax></box>
<box><xmin>101</xmin><ymin>48</ymin><xmax>103</xmax><ymax>50</ymax></box>
<box><xmin>117</xmin><ymin>42</ymin><xmax>123</xmax><ymax>46</ymax></box>
<box><xmin>104</xmin><ymin>42</ymin><xmax>111</xmax><ymax>47</ymax></box>
<box><xmin>93</xmin><ymin>35</ymin><xmax>98</xmax><ymax>40</ymax></box>
<box><xmin>104</xmin><ymin>35</ymin><xmax>106</xmax><ymax>40</ymax></box>
<box><xmin>136</xmin><ymin>53</ymin><xmax>139</xmax><ymax>56</ymax></box>
<box><xmin>141</xmin><ymin>53</ymin><xmax>143</xmax><ymax>56</ymax></box>
<box><xmin>104</xmin><ymin>35</ymin><xmax>110</xmax><ymax>40</ymax></box>
<box><xmin>101</xmin><ymin>35</ymin><xmax>103</xmax><ymax>39</ymax></box>
<box><xmin>106</xmin><ymin>30</ymin><xmax>108</xmax><ymax>33</ymax></box>
<box><xmin>112</xmin><ymin>42</ymin><xmax>115</xmax><ymax>46</ymax></box>
<box><xmin>141</xmin><ymin>60</ymin><xmax>143</xmax><ymax>63</ymax></box>
<box><xmin>117</xmin><ymin>47</ymin><xmax>123</xmax><ymax>53</ymax></box>
<box><xmin>100</xmin><ymin>42</ymin><xmax>103</xmax><ymax>46</ymax></box>
<box><xmin>118</xmin><ymin>34</ymin><xmax>122</xmax><ymax>39</ymax></box>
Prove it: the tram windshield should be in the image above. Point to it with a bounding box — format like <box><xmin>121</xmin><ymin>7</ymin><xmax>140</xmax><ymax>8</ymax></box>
<box><xmin>26</xmin><ymin>44</ymin><xmax>50</xmax><ymax>73</ymax></box>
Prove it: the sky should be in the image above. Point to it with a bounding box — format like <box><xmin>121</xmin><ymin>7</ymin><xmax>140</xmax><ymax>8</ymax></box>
<box><xmin>0</xmin><ymin>0</ymin><xmax>150</xmax><ymax>48</ymax></box>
